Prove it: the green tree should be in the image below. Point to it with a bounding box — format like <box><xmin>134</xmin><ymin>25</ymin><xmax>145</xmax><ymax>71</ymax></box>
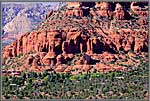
<box><xmin>43</xmin><ymin>75</ymin><xmax>50</xmax><ymax>81</ymax></box>
<box><xmin>27</xmin><ymin>78</ymin><xmax>33</xmax><ymax>84</ymax></box>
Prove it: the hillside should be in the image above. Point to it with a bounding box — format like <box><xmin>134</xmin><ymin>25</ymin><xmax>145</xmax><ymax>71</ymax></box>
<box><xmin>2</xmin><ymin>2</ymin><xmax>149</xmax><ymax>99</ymax></box>
<box><xmin>2</xmin><ymin>1</ymin><xmax>148</xmax><ymax>73</ymax></box>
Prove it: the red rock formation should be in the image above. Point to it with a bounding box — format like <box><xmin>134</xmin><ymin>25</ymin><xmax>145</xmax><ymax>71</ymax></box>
<box><xmin>55</xmin><ymin>64</ymin><xmax>66</xmax><ymax>72</ymax></box>
<box><xmin>90</xmin><ymin>8</ymin><xmax>97</xmax><ymax>17</ymax></box>
<box><xmin>96</xmin><ymin>63</ymin><xmax>111</xmax><ymax>72</ymax></box>
<box><xmin>2</xmin><ymin>2</ymin><xmax>148</xmax><ymax>74</ymax></box>
<box><xmin>42</xmin><ymin>52</ymin><xmax>56</xmax><ymax>66</ymax></box>
<box><xmin>95</xmin><ymin>2</ymin><xmax>101</xmax><ymax>8</ymax></box>
<box><xmin>64</xmin><ymin>66</ymin><xmax>73</xmax><ymax>73</ymax></box>
<box><xmin>56</xmin><ymin>55</ymin><xmax>64</xmax><ymax>65</ymax></box>
<box><xmin>76</xmin><ymin>57</ymin><xmax>84</xmax><ymax>65</ymax></box>
<box><xmin>73</xmin><ymin>8</ymin><xmax>83</xmax><ymax>17</ymax></box>
<box><xmin>87</xmin><ymin>38</ymin><xmax>93</xmax><ymax>54</ymax></box>
<box><xmin>82</xmin><ymin>64</ymin><xmax>91</xmax><ymax>72</ymax></box>
<box><xmin>40</xmin><ymin>31</ymin><xmax>48</xmax><ymax>51</ymax></box>
<box><xmin>95</xmin><ymin>2</ymin><xmax>112</xmax><ymax>18</ymax></box>
<box><xmin>113</xmin><ymin>3</ymin><xmax>125</xmax><ymax>20</ymax></box>
<box><xmin>39</xmin><ymin>52</ymin><xmax>47</xmax><ymax>59</ymax></box>
<box><xmin>130</xmin><ymin>2</ymin><xmax>148</xmax><ymax>17</ymax></box>
<box><xmin>65</xmin><ymin>2</ymin><xmax>83</xmax><ymax>17</ymax></box>
<box><xmin>3</xmin><ymin>46</ymin><xmax>13</xmax><ymax>59</ymax></box>
<box><xmin>66</xmin><ymin>2</ymin><xmax>81</xmax><ymax>9</ymax></box>
<box><xmin>65</xmin><ymin>9</ymin><xmax>74</xmax><ymax>17</ymax></box>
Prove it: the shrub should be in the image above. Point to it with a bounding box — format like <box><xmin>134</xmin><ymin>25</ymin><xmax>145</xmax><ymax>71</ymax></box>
<box><xmin>17</xmin><ymin>53</ymin><xmax>23</xmax><ymax>58</ymax></box>
<box><xmin>69</xmin><ymin>75</ymin><xmax>78</xmax><ymax>81</ymax></box>
<box><xmin>27</xmin><ymin>78</ymin><xmax>33</xmax><ymax>84</ymax></box>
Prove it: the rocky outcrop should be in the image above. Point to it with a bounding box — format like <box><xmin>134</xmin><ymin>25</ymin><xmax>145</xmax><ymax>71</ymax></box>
<box><xmin>113</xmin><ymin>3</ymin><xmax>131</xmax><ymax>20</ymax></box>
<box><xmin>2</xmin><ymin>1</ymin><xmax>148</xmax><ymax>74</ymax></box>
<box><xmin>130</xmin><ymin>2</ymin><xmax>148</xmax><ymax>17</ymax></box>
<box><xmin>66</xmin><ymin>2</ymin><xmax>81</xmax><ymax>9</ymax></box>
<box><xmin>95</xmin><ymin>2</ymin><xmax>112</xmax><ymax>18</ymax></box>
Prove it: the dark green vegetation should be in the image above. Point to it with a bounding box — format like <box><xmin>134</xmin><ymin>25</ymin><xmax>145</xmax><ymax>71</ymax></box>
<box><xmin>2</xmin><ymin>61</ymin><xmax>148</xmax><ymax>99</ymax></box>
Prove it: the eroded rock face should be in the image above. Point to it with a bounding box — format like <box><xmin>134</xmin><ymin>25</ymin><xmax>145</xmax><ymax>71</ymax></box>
<box><xmin>55</xmin><ymin>64</ymin><xmax>67</xmax><ymax>72</ymax></box>
<box><xmin>82</xmin><ymin>64</ymin><xmax>91</xmax><ymax>72</ymax></box>
<box><xmin>2</xmin><ymin>29</ymin><xmax>148</xmax><ymax>67</ymax></box>
<box><xmin>137</xmin><ymin>17</ymin><xmax>148</xmax><ymax>26</ymax></box>
<box><xmin>95</xmin><ymin>2</ymin><xmax>112</xmax><ymax>18</ymax></box>
<box><xmin>66</xmin><ymin>2</ymin><xmax>81</xmax><ymax>9</ymax></box>
<box><xmin>3</xmin><ymin>46</ymin><xmax>13</xmax><ymax>59</ymax></box>
<box><xmin>134</xmin><ymin>34</ymin><xmax>147</xmax><ymax>53</ymax></box>
<box><xmin>42</xmin><ymin>52</ymin><xmax>56</xmax><ymax>66</ymax></box>
<box><xmin>96</xmin><ymin>63</ymin><xmax>127</xmax><ymax>72</ymax></box>
<box><xmin>32</xmin><ymin>57</ymin><xmax>40</xmax><ymax>67</ymax></box>
<box><xmin>130</xmin><ymin>2</ymin><xmax>148</xmax><ymax>17</ymax></box>
<box><xmin>2</xmin><ymin>2</ymin><xmax>148</xmax><ymax>74</ymax></box>
<box><xmin>113</xmin><ymin>3</ymin><xmax>130</xmax><ymax>20</ymax></box>
<box><xmin>36</xmin><ymin>31</ymin><xmax>47</xmax><ymax>52</ymax></box>
<box><xmin>101</xmin><ymin>52</ymin><xmax>117</xmax><ymax>63</ymax></box>
<box><xmin>65</xmin><ymin>2</ymin><xmax>83</xmax><ymax>17</ymax></box>
<box><xmin>65</xmin><ymin>8</ymin><xmax>83</xmax><ymax>17</ymax></box>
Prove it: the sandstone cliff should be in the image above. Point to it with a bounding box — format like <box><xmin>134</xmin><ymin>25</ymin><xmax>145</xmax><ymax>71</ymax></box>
<box><xmin>2</xmin><ymin>2</ymin><xmax>148</xmax><ymax>74</ymax></box>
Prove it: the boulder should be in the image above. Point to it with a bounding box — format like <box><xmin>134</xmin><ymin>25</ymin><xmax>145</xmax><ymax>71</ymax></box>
<box><xmin>42</xmin><ymin>52</ymin><xmax>56</xmax><ymax>66</ymax></box>
<box><xmin>55</xmin><ymin>64</ymin><xmax>66</xmax><ymax>72</ymax></box>
<box><xmin>82</xmin><ymin>64</ymin><xmax>91</xmax><ymax>72</ymax></box>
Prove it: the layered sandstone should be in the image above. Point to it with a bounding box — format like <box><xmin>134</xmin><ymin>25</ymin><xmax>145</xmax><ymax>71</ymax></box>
<box><xmin>2</xmin><ymin>2</ymin><xmax>148</xmax><ymax>74</ymax></box>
